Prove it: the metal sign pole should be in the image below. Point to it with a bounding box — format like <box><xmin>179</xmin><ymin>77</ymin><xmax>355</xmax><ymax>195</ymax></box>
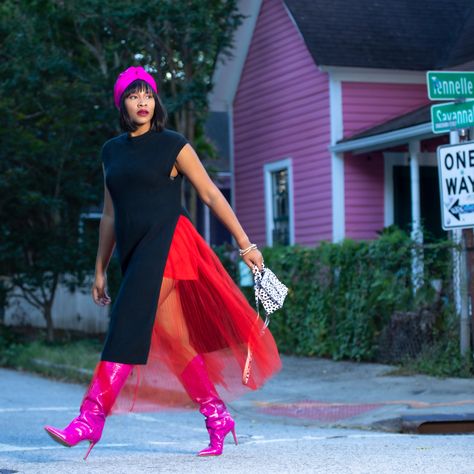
<box><xmin>428</xmin><ymin>71</ymin><xmax>474</xmax><ymax>356</ymax></box>
<box><xmin>450</xmin><ymin>130</ymin><xmax>471</xmax><ymax>356</ymax></box>
<box><xmin>470</xmin><ymin>126</ymin><xmax>474</xmax><ymax>349</ymax></box>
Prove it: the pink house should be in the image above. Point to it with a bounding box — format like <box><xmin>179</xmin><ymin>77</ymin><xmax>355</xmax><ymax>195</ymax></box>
<box><xmin>201</xmin><ymin>0</ymin><xmax>474</xmax><ymax>247</ymax></box>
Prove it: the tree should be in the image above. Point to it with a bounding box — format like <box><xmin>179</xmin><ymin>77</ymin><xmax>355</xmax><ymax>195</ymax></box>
<box><xmin>64</xmin><ymin>0</ymin><xmax>245</xmax><ymax>220</ymax></box>
<box><xmin>0</xmin><ymin>0</ymin><xmax>106</xmax><ymax>341</ymax></box>
<box><xmin>0</xmin><ymin>0</ymin><xmax>243</xmax><ymax>341</ymax></box>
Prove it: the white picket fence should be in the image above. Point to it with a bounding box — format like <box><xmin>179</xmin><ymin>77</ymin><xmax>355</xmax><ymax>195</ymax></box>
<box><xmin>3</xmin><ymin>275</ymin><xmax>109</xmax><ymax>334</ymax></box>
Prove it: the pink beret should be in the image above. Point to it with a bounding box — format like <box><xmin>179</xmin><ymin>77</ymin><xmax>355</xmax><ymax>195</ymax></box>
<box><xmin>113</xmin><ymin>66</ymin><xmax>158</xmax><ymax>109</ymax></box>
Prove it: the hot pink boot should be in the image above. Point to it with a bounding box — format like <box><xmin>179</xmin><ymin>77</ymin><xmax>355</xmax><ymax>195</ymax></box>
<box><xmin>180</xmin><ymin>355</ymin><xmax>238</xmax><ymax>456</ymax></box>
<box><xmin>44</xmin><ymin>361</ymin><xmax>133</xmax><ymax>460</ymax></box>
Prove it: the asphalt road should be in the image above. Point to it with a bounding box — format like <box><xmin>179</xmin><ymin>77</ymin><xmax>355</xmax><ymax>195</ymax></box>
<box><xmin>1</xmin><ymin>367</ymin><xmax>474</xmax><ymax>474</ymax></box>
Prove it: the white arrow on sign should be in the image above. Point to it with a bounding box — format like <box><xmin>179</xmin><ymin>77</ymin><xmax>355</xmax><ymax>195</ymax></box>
<box><xmin>448</xmin><ymin>199</ymin><xmax>474</xmax><ymax>221</ymax></box>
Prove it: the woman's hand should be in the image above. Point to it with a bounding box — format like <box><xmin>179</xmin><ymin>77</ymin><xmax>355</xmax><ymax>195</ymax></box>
<box><xmin>92</xmin><ymin>272</ymin><xmax>112</xmax><ymax>306</ymax></box>
<box><xmin>241</xmin><ymin>248</ymin><xmax>264</xmax><ymax>272</ymax></box>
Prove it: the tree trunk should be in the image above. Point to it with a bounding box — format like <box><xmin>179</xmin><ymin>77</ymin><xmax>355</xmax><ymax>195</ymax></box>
<box><xmin>44</xmin><ymin>302</ymin><xmax>55</xmax><ymax>343</ymax></box>
<box><xmin>44</xmin><ymin>274</ymin><xmax>59</xmax><ymax>343</ymax></box>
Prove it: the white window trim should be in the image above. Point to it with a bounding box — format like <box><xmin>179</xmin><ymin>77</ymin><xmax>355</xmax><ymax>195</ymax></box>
<box><xmin>229</xmin><ymin>103</ymin><xmax>236</xmax><ymax>212</ymax></box>
<box><xmin>80</xmin><ymin>212</ymin><xmax>102</xmax><ymax>220</ymax></box>
<box><xmin>263</xmin><ymin>158</ymin><xmax>295</xmax><ymax>246</ymax></box>
<box><xmin>78</xmin><ymin>212</ymin><xmax>102</xmax><ymax>245</ymax></box>
<box><xmin>383</xmin><ymin>151</ymin><xmax>437</xmax><ymax>227</ymax></box>
<box><xmin>78</xmin><ymin>212</ymin><xmax>102</xmax><ymax>232</ymax></box>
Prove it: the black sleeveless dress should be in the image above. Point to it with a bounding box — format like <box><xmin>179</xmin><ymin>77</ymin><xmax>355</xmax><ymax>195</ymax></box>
<box><xmin>100</xmin><ymin>127</ymin><xmax>189</xmax><ymax>364</ymax></box>
<box><xmin>98</xmin><ymin>127</ymin><xmax>281</xmax><ymax>412</ymax></box>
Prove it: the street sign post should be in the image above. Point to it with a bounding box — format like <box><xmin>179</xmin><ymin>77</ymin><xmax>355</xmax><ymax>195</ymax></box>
<box><xmin>427</xmin><ymin>71</ymin><xmax>474</xmax><ymax>100</ymax></box>
<box><xmin>437</xmin><ymin>141</ymin><xmax>474</xmax><ymax>230</ymax></box>
<box><xmin>431</xmin><ymin>101</ymin><xmax>474</xmax><ymax>133</ymax></box>
<box><xmin>427</xmin><ymin>74</ymin><xmax>474</xmax><ymax>356</ymax></box>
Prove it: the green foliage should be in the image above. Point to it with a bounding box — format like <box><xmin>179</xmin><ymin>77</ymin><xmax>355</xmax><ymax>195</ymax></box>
<box><xmin>0</xmin><ymin>228</ymin><xmax>467</xmax><ymax>381</ymax></box>
<box><xmin>392</xmin><ymin>339</ymin><xmax>474</xmax><ymax>378</ymax></box>
<box><xmin>212</xmin><ymin>242</ymin><xmax>240</xmax><ymax>282</ymax></box>
<box><xmin>0</xmin><ymin>325</ymin><xmax>102</xmax><ymax>383</ymax></box>
<box><xmin>215</xmin><ymin>227</ymin><xmax>458</xmax><ymax>362</ymax></box>
<box><xmin>0</xmin><ymin>0</ymin><xmax>242</xmax><ymax>339</ymax></box>
<box><xmin>392</xmin><ymin>308</ymin><xmax>474</xmax><ymax>377</ymax></box>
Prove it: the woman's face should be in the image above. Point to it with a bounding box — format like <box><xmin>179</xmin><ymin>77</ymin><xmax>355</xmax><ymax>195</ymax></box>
<box><xmin>124</xmin><ymin>88</ymin><xmax>155</xmax><ymax>126</ymax></box>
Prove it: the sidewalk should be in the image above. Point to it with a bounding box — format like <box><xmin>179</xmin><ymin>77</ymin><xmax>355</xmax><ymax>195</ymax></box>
<box><xmin>232</xmin><ymin>355</ymin><xmax>474</xmax><ymax>432</ymax></box>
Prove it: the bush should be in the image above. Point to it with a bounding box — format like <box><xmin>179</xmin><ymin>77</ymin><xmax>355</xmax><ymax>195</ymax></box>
<box><xmin>0</xmin><ymin>325</ymin><xmax>102</xmax><ymax>383</ymax></box>
<box><xmin>1</xmin><ymin>227</ymin><xmax>466</xmax><ymax>381</ymax></box>
<box><xmin>214</xmin><ymin>227</ymin><xmax>459</xmax><ymax>363</ymax></box>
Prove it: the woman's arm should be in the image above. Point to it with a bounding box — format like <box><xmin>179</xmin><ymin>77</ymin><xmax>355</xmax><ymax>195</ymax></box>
<box><xmin>175</xmin><ymin>144</ymin><xmax>263</xmax><ymax>271</ymax></box>
<box><xmin>92</xmin><ymin>164</ymin><xmax>116</xmax><ymax>305</ymax></box>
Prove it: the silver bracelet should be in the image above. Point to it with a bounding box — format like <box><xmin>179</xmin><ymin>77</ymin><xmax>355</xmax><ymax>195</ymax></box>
<box><xmin>239</xmin><ymin>243</ymin><xmax>258</xmax><ymax>256</ymax></box>
<box><xmin>239</xmin><ymin>244</ymin><xmax>257</xmax><ymax>253</ymax></box>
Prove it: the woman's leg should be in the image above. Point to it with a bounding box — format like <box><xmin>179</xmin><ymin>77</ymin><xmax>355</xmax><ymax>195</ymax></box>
<box><xmin>153</xmin><ymin>277</ymin><xmax>197</xmax><ymax>374</ymax></box>
<box><xmin>179</xmin><ymin>354</ymin><xmax>238</xmax><ymax>456</ymax></box>
<box><xmin>154</xmin><ymin>278</ymin><xmax>237</xmax><ymax>456</ymax></box>
<box><xmin>44</xmin><ymin>361</ymin><xmax>133</xmax><ymax>460</ymax></box>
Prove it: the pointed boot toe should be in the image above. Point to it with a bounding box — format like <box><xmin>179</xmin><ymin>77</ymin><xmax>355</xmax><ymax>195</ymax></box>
<box><xmin>198</xmin><ymin>446</ymin><xmax>219</xmax><ymax>456</ymax></box>
<box><xmin>198</xmin><ymin>441</ymin><xmax>229</xmax><ymax>457</ymax></box>
<box><xmin>44</xmin><ymin>426</ymin><xmax>72</xmax><ymax>447</ymax></box>
<box><xmin>196</xmin><ymin>417</ymin><xmax>237</xmax><ymax>456</ymax></box>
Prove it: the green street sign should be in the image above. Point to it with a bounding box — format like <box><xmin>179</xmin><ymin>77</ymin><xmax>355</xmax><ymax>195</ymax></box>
<box><xmin>431</xmin><ymin>101</ymin><xmax>474</xmax><ymax>133</ymax></box>
<box><xmin>427</xmin><ymin>71</ymin><xmax>474</xmax><ymax>100</ymax></box>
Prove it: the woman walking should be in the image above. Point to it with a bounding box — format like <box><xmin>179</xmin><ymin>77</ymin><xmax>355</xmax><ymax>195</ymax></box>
<box><xmin>44</xmin><ymin>66</ymin><xmax>281</xmax><ymax>459</ymax></box>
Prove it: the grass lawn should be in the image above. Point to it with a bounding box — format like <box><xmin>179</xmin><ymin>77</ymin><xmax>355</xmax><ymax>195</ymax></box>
<box><xmin>0</xmin><ymin>325</ymin><xmax>103</xmax><ymax>384</ymax></box>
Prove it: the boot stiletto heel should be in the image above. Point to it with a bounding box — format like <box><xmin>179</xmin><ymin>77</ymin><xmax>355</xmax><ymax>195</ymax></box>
<box><xmin>83</xmin><ymin>441</ymin><xmax>96</xmax><ymax>461</ymax></box>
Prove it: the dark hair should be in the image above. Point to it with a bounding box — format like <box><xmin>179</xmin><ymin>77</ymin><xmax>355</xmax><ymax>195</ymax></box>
<box><xmin>119</xmin><ymin>79</ymin><xmax>167</xmax><ymax>132</ymax></box>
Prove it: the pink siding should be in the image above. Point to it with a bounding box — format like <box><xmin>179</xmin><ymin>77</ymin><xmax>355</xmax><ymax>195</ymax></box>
<box><xmin>233</xmin><ymin>0</ymin><xmax>331</xmax><ymax>246</ymax></box>
<box><xmin>342</xmin><ymin>82</ymin><xmax>429</xmax><ymax>138</ymax></box>
<box><xmin>344</xmin><ymin>152</ymin><xmax>384</xmax><ymax>239</ymax></box>
<box><xmin>343</xmin><ymin>82</ymin><xmax>429</xmax><ymax>239</ymax></box>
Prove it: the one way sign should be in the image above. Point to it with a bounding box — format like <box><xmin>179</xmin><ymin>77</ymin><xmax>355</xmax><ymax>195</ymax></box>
<box><xmin>437</xmin><ymin>142</ymin><xmax>474</xmax><ymax>229</ymax></box>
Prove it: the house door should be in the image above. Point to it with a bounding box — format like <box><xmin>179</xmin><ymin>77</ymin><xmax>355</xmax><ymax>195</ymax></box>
<box><xmin>393</xmin><ymin>165</ymin><xmax>445</xmax><ymax>240</ymax></box>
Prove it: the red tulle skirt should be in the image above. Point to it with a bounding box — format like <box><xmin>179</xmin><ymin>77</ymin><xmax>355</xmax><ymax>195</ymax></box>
<box><xmin>110</xmin><ymin>214</ymin><xmax>281</xmax><ymax>414</ymax></box>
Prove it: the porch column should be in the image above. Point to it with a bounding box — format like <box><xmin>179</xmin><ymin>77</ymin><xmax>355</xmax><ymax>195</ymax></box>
<box><xmin>329</xmin><ymin>76</ymin><xmax>345</xmax><ymax>242</ymax></box>
<box><xmin>409</xmin><ymin>139</ymin><xmax>423</xmax><ymax>291</ymax></box>
<box><xmin>204</xmin><ymin>205</ymin><xmax>211</xmax><ymax>244</ymax></box>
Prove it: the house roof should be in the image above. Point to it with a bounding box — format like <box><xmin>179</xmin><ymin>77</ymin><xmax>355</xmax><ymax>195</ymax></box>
<box><xmin>284</xmin><ymin>0</ymin><xmax>474</xmax><ymax>70</ymax></box>
<box><xmin>338</xmin><ymin>104</ymin><xmax>431</xmax><ymax>143</ymax></box>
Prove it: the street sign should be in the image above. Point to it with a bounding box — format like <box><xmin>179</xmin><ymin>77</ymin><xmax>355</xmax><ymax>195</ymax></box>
<box><xmin>427</xmin><ymin>71</ymin><xmax>474</xmax><ymax>100</ymax></box>
<box><xmin>437</xmin><ymin>142</ymin><xmax>474</xmax><ymax>229</ymax></box>
<box><xmin>431</xmin><ymin>101</ymin><xmax>474</xmax><ymax>133</ymax></box>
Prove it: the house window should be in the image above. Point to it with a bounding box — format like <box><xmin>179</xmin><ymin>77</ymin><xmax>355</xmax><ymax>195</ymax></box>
<box><xmin>271</xmin><ymin>169</ymin><xmax>289</xmax><ymax>245</ymax></box>
<box><xmin>264</xmin><ymin>159</ymin><xmax>294</xmax><ymax>246</ymax></box>
<box><xmin>78</xmin><ymin>210</ymin><xmax>102</xmax><ymax>246</ymax></box>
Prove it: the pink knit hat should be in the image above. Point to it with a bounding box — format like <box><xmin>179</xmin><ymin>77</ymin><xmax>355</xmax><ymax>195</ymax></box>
<box><xmin>113</xmin><ymin>66</ymin><xmax>158</xmax><ymax>109</ymax></box>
